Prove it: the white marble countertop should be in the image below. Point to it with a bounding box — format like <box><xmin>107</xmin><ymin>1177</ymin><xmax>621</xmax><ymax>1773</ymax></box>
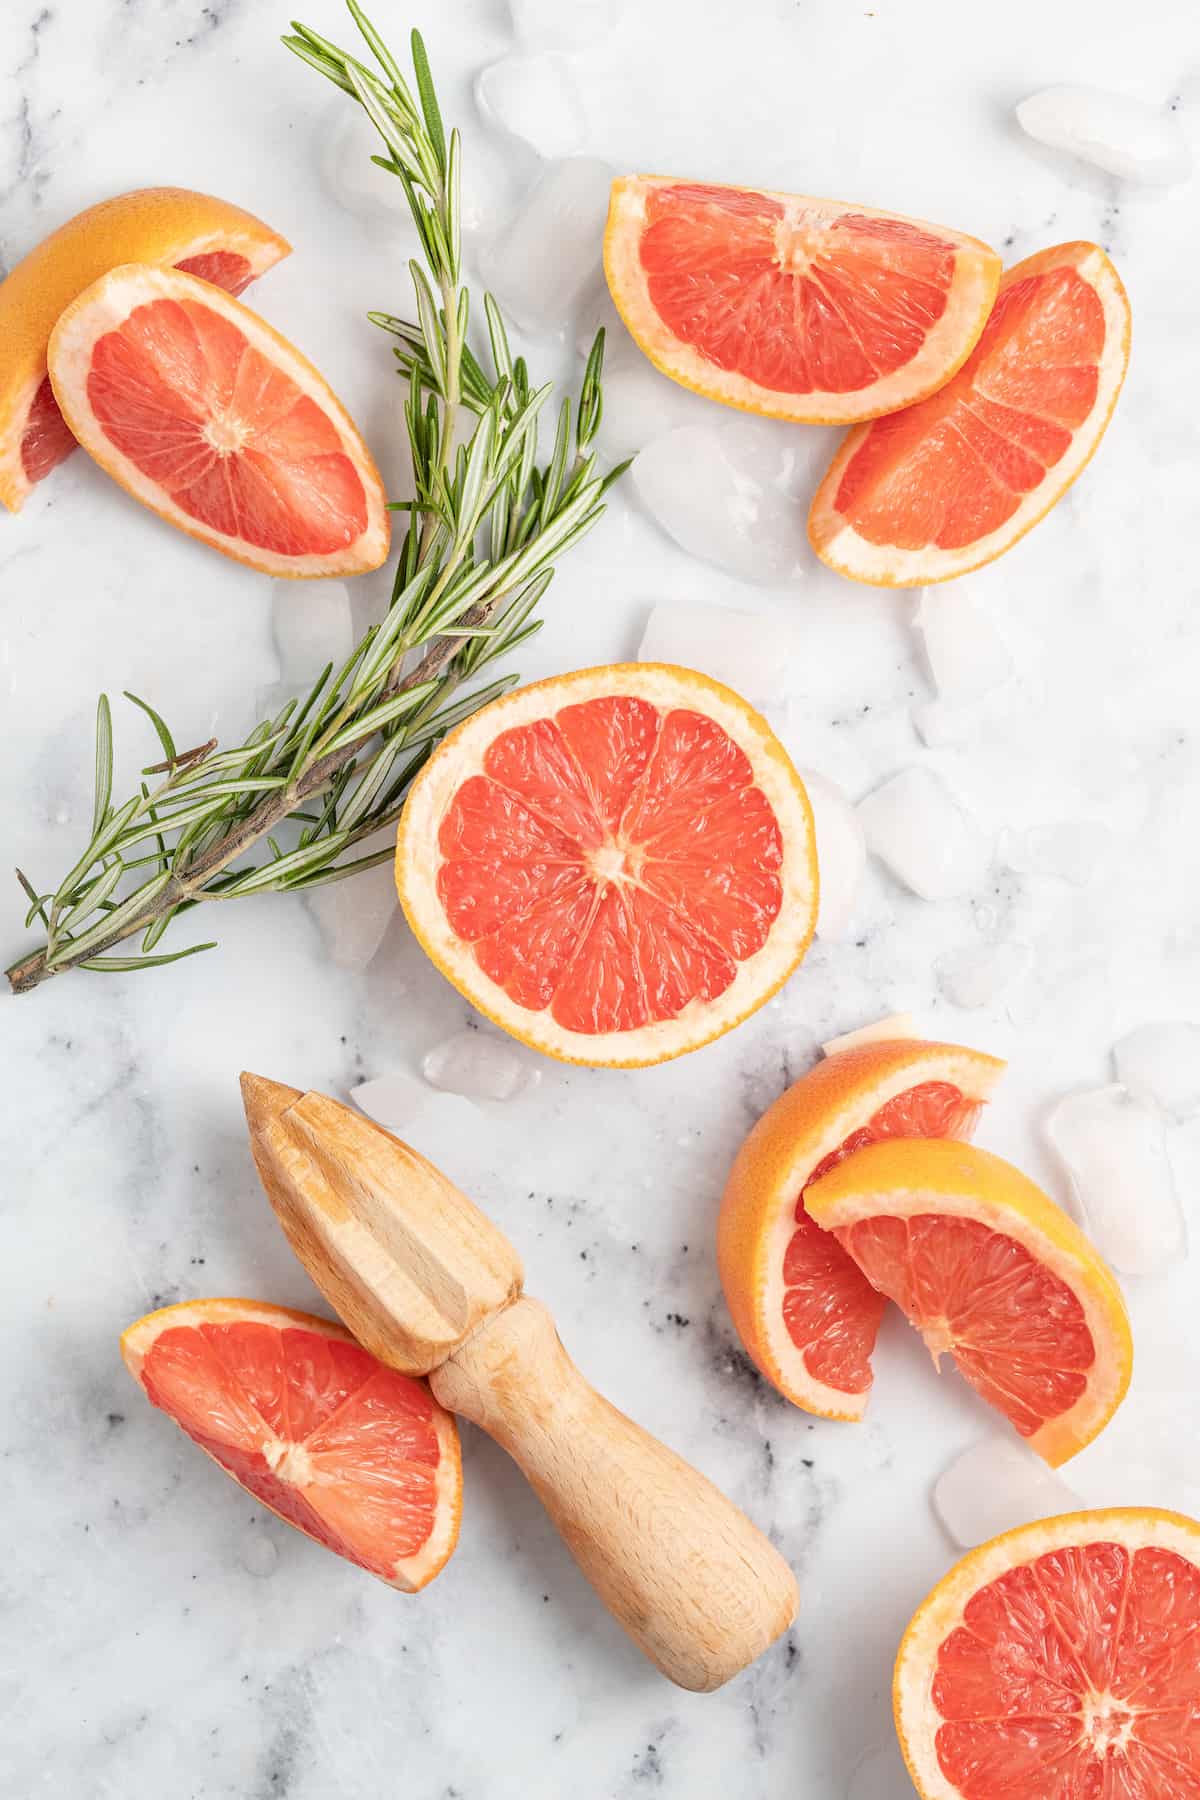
<box><xmin>3</xmin><ymin>1</ymin><xmax>1200</xmax><ymax>1795</ymax></box>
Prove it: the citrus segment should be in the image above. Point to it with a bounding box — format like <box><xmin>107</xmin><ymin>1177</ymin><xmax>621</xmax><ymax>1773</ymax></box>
<box><xmin>604</xmin><ymin>175</ymin><xmax>1001</xmax><ymax>424</ymax></box>
<box><xmin>0</xmin><ymin>186</ymin><xmax>289</xmax><ymax>511</ymax></box>
<box><xmin>121</xmin><ymin>1298</ymin><xmax>461</xmax><ymax>1590</ymax></box>
<box><xmin>895</xmin><ymin>1510</ymin><xmax>1200</xmax><ymax>1800</ymax></box>
<box><xmin>717</xmin><ymin>1038</ymin><xmax>1004</xmax><ymax>1420</ymax></box>
<box><xmin>397</xmin><ymin>665</ymin><xmax>818</xmax><ymax>1066</ymax></box>
<box><xmin>806</xmin><ymin>1138</ymin><xmax>1132</xmax><ymax>1463</ymax></box>
<box><xmin>47</xmin><ymin>264</ymin><xmax>390</xmax><ymax>576</ymax></box>
<box><xmin>810</xmin><ymin>242</ymin><xmax>1131</xmax><ymax>584</ymax></box>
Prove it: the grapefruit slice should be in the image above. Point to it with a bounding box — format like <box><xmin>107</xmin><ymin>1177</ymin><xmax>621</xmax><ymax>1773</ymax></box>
<box><xmin>604</xmin><ymin>175</ymin><xmax>1001</xmax><ymax>425</ymax></box>
<box><xmin>47</xmin><ymin>263</ymin><xmax>390</xmax><ymax>577</ymax></box>
<box><xmin>895</xmin><ymin>1508</ymin><xmax>1200</xmax><ymax>1800</ymax></box>
<box><xmin>805</xmin><ymin>1138</ymin><xmax>1132</xmax><ymax>1465</ymax></box>
<box><xmin>121</xmin><ymin>1298</ymin><xmax>460</xmax><ymax>1590</ymax></box>
<box><xmin>718</xmin><ymin>1037</ymin><xmax>1005</xmax><ymax>1420</ymax></box>
<box><xmin>0</xmin><ymin>186</ymin><xmax>290</xmax><ymax>513</ymax></box>
<box><xmin>396</xmin><ymin>664</ymin><xmax>818</xmax><ymax>1067</ymax></box>
<box><xmin>809</xmin><ymin>241</ymin><xmax>1131</xmax><ymax>585</ymax></box>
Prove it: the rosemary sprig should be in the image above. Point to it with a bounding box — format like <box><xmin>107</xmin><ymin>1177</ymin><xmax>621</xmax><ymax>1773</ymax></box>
<box><xmin>7</xmin><ymin>3</ymin><xmax>628</xmax><ymax>996</ymax></box>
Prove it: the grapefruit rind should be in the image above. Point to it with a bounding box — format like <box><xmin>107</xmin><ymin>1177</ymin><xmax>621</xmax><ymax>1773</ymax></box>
<box><xmin>893</xmin><ymin>1508</ymin><xmax>1200</xmax><ymax>1800</ymax></box>
<box><xmin>603</xmin><ymin>174</ymin><xmax>1002</xmax><ymax>426</ymax></box>
<box><xmin>46</xmin><ymin>262</ymin><xmax>391</xmax><ymax>578</ymax></box>
<box><xmin>0</xmin><ymin>186</ymin><xmax>290</xmax><ymax>513</ymax></box>
<box><xmin>805</xmin><ymin>1138</ymin><xmax>1133</xmax><ymax>1464</ymax></box>
<box><xmin>121</xmin><ymin>1297</ymin><xmax>462</xmax><ymax>1592</ymax></box>
<box><xmin>717</xmin><ymin>1041</ymin><xmax>1006</xmax><ymax>1421</ymax></box>
<box><xmin>396</xmin><ymin>663</ymin><xmax>819</xmax><ymax>1068</ymax></box>
<box><xmin>809</xmin><ymin>242</ymin><xmax>1132</xmax><ymax>587</ymax></box>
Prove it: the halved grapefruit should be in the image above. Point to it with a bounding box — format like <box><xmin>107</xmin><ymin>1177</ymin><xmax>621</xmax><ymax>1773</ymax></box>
<box><xmin>895</xmin><ymin>1508</ymin><xmax>1200</xmax><ymax>1799</ymax></box>
<box><xmin>121</xmin><ymin>1298</ymin><xmax>461</xmax><ymax>1590</ymax></box>
<box><xmin>717</xmin><ymin>1037</ymin><xmax>1005</xmax><ymax>1420</ymax></box>
<box><xmin>806</xmin><ymin>1138</ymin><xmax>1132</xmax><ymax>1465</ymax></box>
<box><xmin>604</xmin><ymin>175</ymin><xmax>1001</xmax><ymax>425</ymax></box>
<box><xmin>47</xmin><ymin>263</ymin><xmax>390</xmax><ymax>576</ymax></box>
<box><xmin>810</xmin><ymin>241</ymin><xmax>1131</xmax><ymax>585</ymax></box>
<box><xmin>396</xmin><ymin>664</ymin><xmax>818</xmax><ymax>1066</ymax></box>
<box><xmin>0</xmin><ymin>186</ymin><xmax>290</xmax><ymax>513</ymax></box>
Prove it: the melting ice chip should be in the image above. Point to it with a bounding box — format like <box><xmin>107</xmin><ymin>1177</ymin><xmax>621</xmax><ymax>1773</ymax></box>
<box><xmin>575</xmin><ymin>274</ymin><xmax>631</xmax><ymax>360</ymax></box>
<box><xmin>593</xmin><ymin>359</ymin><xmax>710</xmax><ymax>462</ymax></box>
<box><xmin>423</xmin><ymin>1029</ymin><xmax>538</xmax><ymax>1101</ymax></box>
<box><xmin>936</xmin><ymin>940</ymin><xmax>1032</xmax><ymax>1011</ymax></box>
<box><xmin>1045</xmin><ymin>1084</ymin><xmax>1185</xmax><ymax>1275</ymax></box>
<box><xmin>478</xmin><ymin>157</ymin><xmax>613</xmax><ymax>338</ymax></box>
<box><xmin>1113</xmin><ymin>1021</ymin><xmax>1200</xmax><ymax>1121</ymax></box>
<box><xmin>631</xmin><ymin>424</ymin><xmax>809</xmax><ymax>585</ymax></box>
<box><xmin>1016</xmin><ymin>85</ymin><xmax>1192</xmax><ymax>186</ymax></box>
<box><xmin>636</xmin><ymin>598</ymin><xmax>801</xmax><ymax>708</ymax></box>
<box><xmin>846</xmin><ymin>1743</ymin><xmax>915</xmax><ymax>1800</ymax></box>
<box><xmin>304</xmin><ymin>829</ymin><xmax>397</xmax><ymax>972</ymax></box>
<box><xmin>858</xmin><ymin>767</ymin><xmax>990</xmax><ymax>901</ymax></box>
<box><xmin>934</xmin><ymin>1438</ymin><xmax>1078</xmax><ymax>1549</ymax></box>
<box><xmin>1003</xmin><ymin>819</ymin><xmax>1111</xmax><ymax>887</ymax></box>
<box><xmin>915</xmin><ymin>584</ymin><xmax>1013</xmax><ymax>702</ymax></box>
<box><xmin>508</xmin><ymin>0</ymin><xmax>626</xmax><ymax>52</ymax></box>
<box><xmin>798</xmin><ymin>769</ymin><xmax>866</xmax><ymax>943</ymax></box>
<box><xmin>271</xmin><ymin>580</ymin><xmax>353</xmax><ymax>684</ymax></box>
<box><xmin>475</xmin><ymin>54</ymin><xmax>583</xmax><ymax>162</ymax></box>
<box><xmin>238</xmin><ymin>1530</ymin><xmax>279</xmax><ymax>1577</ymax></box>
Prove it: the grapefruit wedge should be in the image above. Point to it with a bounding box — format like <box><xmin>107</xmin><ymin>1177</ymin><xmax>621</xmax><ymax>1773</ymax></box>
<box><xmin>121</xmin><ymin>1298</ymin><xmax>461</xmax><ymax>1590</ymax></box>
<box><xmin>806</xmin><ymin>1138</ymin><xmax>1132</xmax><ymax>1465</ymax></box>
<box><xmin>0</xmin><ymin>186</ymin><xmax>290</xmax><ymax>513</ymax></box>
<box><xmin>895</xmin><ymin>1509</ymin><xmax>1200</xmax><ymax>1799</ymax></box>
<box><xmin>604</xmin><ymin>175</ymin><xmax>1001</xmax><ymax>424</ymax></box>
<box><xmin>810</xmin><ymin>241</ymin><xmax>1131</xmax><ymax>585</ymax></box>
<box><xmin>47</xmin><ymin>263</ymin><xmax>390</xmax><ymax>576</ymax></box>
<box><xmin>718</xmin><ymin>1036</ymin><xmax>1005</xmax><ymax>1420</ymax></box>
<box><xmin>396</xmin><ymin>664</ymin><xmax>818</xmax><ymax>1066</ymax></box>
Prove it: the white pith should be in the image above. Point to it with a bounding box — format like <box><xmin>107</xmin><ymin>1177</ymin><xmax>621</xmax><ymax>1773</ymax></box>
<box><xmin>757</xmin><ymin>1049</ymin><xmax>1004</xmax><ymax>1419</ymax></box>
<box><xmin>604</xmin><ymin>175</ymin><xmax>1000</xmax><ymax>426</ymax></box>
<box><xmin>46</xmin><ymin>262</ymin><xmax>390</xmax><ymax>575</ymax></box>
<box><xmin>396</xmin><ymin>664</ymin><xmax>818</xmax><ymax>1067</ymax></box>
<box><xmin>811</xmin><ymin>246</ymin><xmax>1131</xmax><ymax>586</ymax></box>
<box><xmin>895</xmin><ymin>1510</ymin><xmax>1200</xmax><ymax>1800</ymax></box>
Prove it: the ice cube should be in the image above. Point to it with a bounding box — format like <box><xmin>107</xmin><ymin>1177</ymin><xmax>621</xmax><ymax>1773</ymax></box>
<box><xmin>304</xmin><ymin>826</ymin><xmax>397</xmax><ymax>972</ymax></box>
<box><xmin>320</xmin><ymin>101</ymin><xmax>417</xmax><ymax>224</ymax></box>
<box><xmin>936</xmin><ymin>940</ymin><xmax>1032</xmax><ymax>1011</ymax></box>
<box><xmin>1113</xmin><ymin>1021</ymin><xmax>1200</xmax><ymax>1121</ymax></box>
<box><xmin>846</xmin><ymin>1744</ymin><xmax>914</xmax><ymax>1800</ymax></box>
<box><xmin>637</xmin><ymin>598</ymin><xmax>801</xmax><ymax>708</ymax></box>
<box><xmin>858</xmin><ymin>767</ymin><xmax>990</xmax><ymax>901</ymax></box>
<box><xmin>423</xmin><ymin>1029</ymin><xmax>538</xmax><ymax>1101</ymax></box>
<box><xmin>574</xmin><ymin>273</ymin><xmax>632</xmax><ymax>361</ymax></box>
<box><xmin>915</xmin><ymin>585</ymin><xmax>1013</xmax><ymax>702</ymax></box>
<box><xmin>822</xmin><ymin>1014</ymin><xmax>917</xmax><ymax>1057</ymax></box>
<box><xmin>1003</xmin><ymin>819</ymin><xmax>1111</xmax><ymax>887</ymax></box>
<box><xmin>933</xmin><ymin>1438</ymin><xmax>1078</xmax><ymax>1550</ymax></box>
<box><xmin>799</xmin><ymin>769</ymin><xmax>866</xmax><ymax>943</ymax></box>
<box><xmin>1045</xmin><ymin>1085</ymin><xmax>1185</xmax><ymax>1275</ymax></box>
<box><xmin>593</xmin><ymin>359</ymin><xmax>710</xmax><ymax>463</ymax></box>
<box><xmin>508</xmin><ymin>0</ymin><xmax>626</xmax><ymax>52</ymax></box>
<box><xmin>1067</xmin><ymin>1330</ymin><xmax>1200</xmax><ymax>1515</ymax></box>
<box><xmin>271</xmin><ymin>580</ymin><xmax>354</xmax><ymax>684</ymax></box>
<box><xmin>1017</xmin><ymin>85</ymin><xmax>1192</xmax><ymax>186</ymax></box>
<box><xmin>475</xmin><ymin>55</ymin><xmax>583</xmax><ymax>163</ymax></box>
<box><xmin>478</xmin><ymin>157</ymin><xmax>612</xmax><ymax>339</ymax></box>
<box><xmin>456</xmin><ymin>126</ymin><xmax>525</xmax><ymax>243</ymax></box>
<box><xmin>631</xmin><ymin>425</ymin><xmax>809</xmax><ymax>585</ymax></box>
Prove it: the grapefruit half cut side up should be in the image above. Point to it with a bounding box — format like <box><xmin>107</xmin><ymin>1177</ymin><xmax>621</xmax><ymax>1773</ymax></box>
<box><xmin>604</xmin><ymin>175</ymin><xmax>1002</xmax><ymax>425</ymax></box>
<box><xmin>396</xmin><ymin>664</ymin><xmax>819</xmax><ymax>1067</ymax></box>
<box><xmin>809</xmin><ymin>241</ymin><xmax>1132</xmax><ymax>585</ymax></box>
<box><xmin>717</xmin><ymin>1037</ymin><xmax>1006</xmax><ymax>1420</ymax></box>
<box><xmin>121</xmin><ymin>1298</ymin><xmax>461</xmax><ymax>1590</ymax></box>
<box><xmin>895</xmin><ymin>1508</ymin><xmax>1200</xmax><ymax>1800</ymax></box>
<box><xmin>47</xmin><ymin>263</ymin><xmax>390</xmax><ymax>577</ymax></box>
<box><xmin>0</xmin><ymin>186</ymin><xmax>290</xmax><ymax>513</ymax></box>
<box><xmin>805</xmin><ymin>1137</ymin><xmax>1132</xmax><ymax>1465</ymax></box>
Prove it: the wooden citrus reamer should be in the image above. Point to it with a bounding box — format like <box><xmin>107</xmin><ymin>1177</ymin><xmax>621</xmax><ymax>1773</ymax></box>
<box><xmin>241</xmin><ymin>1074</ymin><xmax>797</xmax><ymax>1692</ymax></box>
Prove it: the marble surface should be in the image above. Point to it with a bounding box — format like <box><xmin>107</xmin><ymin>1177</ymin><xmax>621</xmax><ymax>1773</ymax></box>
<box><xmin>3</xmin><ymin>1</ymin><xmax>1200</xmax><ymax>1794</ymax></box>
